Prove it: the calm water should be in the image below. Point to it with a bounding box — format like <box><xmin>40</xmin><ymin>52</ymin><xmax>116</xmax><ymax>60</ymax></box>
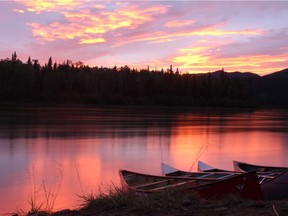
<box><xmin>1</xmin><ymin>104</ymin><xmax>288</xmax><ymax>214</ymax></box>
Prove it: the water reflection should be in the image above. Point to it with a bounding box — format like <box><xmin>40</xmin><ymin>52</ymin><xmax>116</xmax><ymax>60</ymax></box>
<box><xmin>1</xmin><ymin>105</ymin><xmax>288</xmax><ymax>214</ymax></box>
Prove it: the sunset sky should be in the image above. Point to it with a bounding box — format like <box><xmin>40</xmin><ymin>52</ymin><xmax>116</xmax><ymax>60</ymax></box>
<box><xmin>1</xmin><ymin>1</ymin><xmax>288</xmax><ymax>76</ymax></box>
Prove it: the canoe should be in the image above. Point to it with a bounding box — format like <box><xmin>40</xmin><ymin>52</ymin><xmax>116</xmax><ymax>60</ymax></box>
<box><xmin>198</xmin><ymin>161</ymin><xmax>229</xmax><ymax>172</ymax></box>
<box><xmin>119</xmin><ymin>169</ymin><xmax>262</xmax><ymax>200</ymax></box>
<box><xmin>233</xmin><ymin>160</ymin><xmax>288</xmax><ymax>200</ymax></box>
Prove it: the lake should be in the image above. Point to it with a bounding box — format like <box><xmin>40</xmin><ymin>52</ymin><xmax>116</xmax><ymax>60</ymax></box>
<box><xmin>1</xmin><ymin>104</ymin><xmax>288</xmax><ymax>214</ymax></box>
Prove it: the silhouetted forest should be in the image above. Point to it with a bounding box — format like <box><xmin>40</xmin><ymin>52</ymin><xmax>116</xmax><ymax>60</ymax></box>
<box><xmin>1</xmin><ymin>52</ymin><xmax>288</xmax><ymax>107</ymax></box>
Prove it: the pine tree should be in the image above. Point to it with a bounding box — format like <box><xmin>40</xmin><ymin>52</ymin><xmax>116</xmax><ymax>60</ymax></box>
<box><xmin>47</xmin><ymin>57</ymin><xmax>53</xmax><ymax>70</ymax></box>
<box><xmin>11</xmin><ymin>51</ymin><xmax>17</xmax><ymax>63</ymax></box>
<box><xmin>27</xmin><ymin>56</ymin><xmax>32</xmax><ymax>65</ymax></box>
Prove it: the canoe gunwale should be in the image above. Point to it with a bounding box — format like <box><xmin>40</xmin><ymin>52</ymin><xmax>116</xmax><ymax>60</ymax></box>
<box><xmin>233</xmin><ymin>160</ymin><xmax>287</xmax><ymax>172</ymax></box>
<box><xmin>197</xmin><ymin>161</ymin><xmax>230</xmax><ymax>172</ymax></box>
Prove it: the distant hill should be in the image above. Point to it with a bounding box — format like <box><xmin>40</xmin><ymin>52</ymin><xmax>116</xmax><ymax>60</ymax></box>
<box><xmin>263</xmin><ymin>68</ymin><xmax>288</xmax><ymax>78</ymax></box>
<box><xmin>256</xmin><ymin>68</ymin><xmax>288</xmax><ymax>106</ymax></box>
<box><xmin>210</xmin><ymin>70</ymin><xmax>260</xmax><ymax>79</ymax></box>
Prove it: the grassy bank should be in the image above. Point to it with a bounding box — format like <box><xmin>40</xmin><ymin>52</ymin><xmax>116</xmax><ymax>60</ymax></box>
<box><xmin>19</xmin><ymin>186</ymin><xmax>288</xmax><ymax>216</ymax></box>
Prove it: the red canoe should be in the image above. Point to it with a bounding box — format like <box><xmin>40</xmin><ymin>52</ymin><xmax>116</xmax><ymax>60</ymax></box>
<box><xmin>119</xmin><ymin>169</ymin><xmax>262</xmax><ymax>200</ymax></box>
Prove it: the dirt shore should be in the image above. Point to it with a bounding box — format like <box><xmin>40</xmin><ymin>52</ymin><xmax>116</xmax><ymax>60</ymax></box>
<box><xmin>25</xmin><ymin>196</ymin><xmax>288</xmax><ymax>216</ymax></box>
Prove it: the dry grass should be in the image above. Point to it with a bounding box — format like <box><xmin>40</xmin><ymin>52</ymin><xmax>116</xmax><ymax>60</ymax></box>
<box><xmin>76</xmin><ymin>185</ymin><xmax>200</xmax><ymax>216</ymax></box>
<box><xmin>23</xmin><ymin>164</ymin><xmax>63</xmax><ymax>215</ymax></box>
<box><xmin>20</xmin><ymin>183</ymin><xmax>288</xmax><ymax>216</ymax></box>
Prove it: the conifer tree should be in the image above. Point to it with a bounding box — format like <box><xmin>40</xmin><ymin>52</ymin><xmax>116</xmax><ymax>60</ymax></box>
<box><xmin>47</xmin><ymin>57</ymin><xmax>53</xmax><ymax>70</ymax></box>
<box><xmin>27</xmin><ymin>56</ymin><xmax>32</xmax><ymax>65</ymax></box>
<box><xmin>11</xmin><ymin>51</ymin><xmax>17</xmax><ymax>63</ymax></box>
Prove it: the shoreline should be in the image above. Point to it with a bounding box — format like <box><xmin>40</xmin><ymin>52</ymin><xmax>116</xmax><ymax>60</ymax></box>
<box><xmin>17</xmin><ymin>191</ymin><xmax>288</xmax><ymax>216</ymax></box>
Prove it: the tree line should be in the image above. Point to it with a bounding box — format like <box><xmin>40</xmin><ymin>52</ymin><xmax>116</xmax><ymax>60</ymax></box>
<box><xmin>0</xmin><ymin>52</ymin><xmax>272</xmax><ymax>107</ymax></box>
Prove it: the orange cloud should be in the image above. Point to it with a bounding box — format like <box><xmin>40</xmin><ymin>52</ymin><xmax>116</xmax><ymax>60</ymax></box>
<box><xmin>192</xmin><ymin>29</ymin><xmax>264</xmax><ymax>36</ymax></box>
<box><xmin>79</xmin><ymin>37</ymin><xmax>106</xmax><ymax>44</ymax></box>
<box><xmin>170</xmin><ymin>42</ymin><xmax>287</xmax><ymax>75</ymax></box>
<box><xmin>16</xmin><ymin>0</ymin><xmax>93</xmax><ymax>13</ymax></box>
<box><xmin>28</xmin><ymin>23</ymin><xmax>56</xmax><ymax>41</ymax></box>
<box><xmin>174</xmin><ymin>54</ymin><xmax>209</xmax><ymax>66</ymax></box>
<box><xmin>13</xmin><ymin>9</ymin><xmax>25</xmax><ymax>14</ymax></box>
<box><xmin>214</xmin><ymin>54</ymin><xmax>287</xmax><ymax>74</ymax></box>
<box><xmin>28</xmin><ymin>22</ymin><xmax>85</xmax><ymax>42</ymax></box>
<box><xmin>25</xmin><ymin>3</ymin><xmax>169</xmax><ymax>44</ymax></box>
<box><xmin>173</xmin><ymin>46</ymin><xmax>213</xmax><ymax>66</ymax></box>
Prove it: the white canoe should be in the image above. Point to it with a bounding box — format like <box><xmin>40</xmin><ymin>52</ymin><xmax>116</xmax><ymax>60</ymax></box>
<box><xmin>198</xmin><ymin>161</ymin><xmax>230</xmax><ymax>172</ymax></box>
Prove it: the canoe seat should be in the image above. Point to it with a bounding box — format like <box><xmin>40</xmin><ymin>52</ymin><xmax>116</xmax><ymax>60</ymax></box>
<box><xmin>197</xmin><ymin>173</ymin><xmax>237</xmax><ymax>180</ymax></box>
<box><xmin>124</xmin><ymin>174</ymin><xmax>137</xmax><ymax>181</ymax></box>
<box><xmin>218</xmin><ymin>173</ymin><xmax>237</xmax><ymax>179</ymax></box>
<box><xmin>196</xmin><ymin>173</ymin><xmax>215</xmax><ymax>178</ymax></box>
<box><xmin>134</xmin><ymin>180</ymin><xmax>169</xmax><ymax>190</ymax></box>
<box><xmin>150</xmin><ymin>180</ymin><xmax>198</xmax><ymax>191</ymax></box>
<box><xmin>258</xmin><ymin>171</ymin><xmax>283</xmax><ymax>176</ymax></box>
<box><xmin>259</xmin><ymin>176</ymin><xmax>274</xmax><ymax>184</ymax></box>
<box><xmin>172</xmin><ymin>180</ymin><xmax>198</xmax><ymax>188</ymax></box>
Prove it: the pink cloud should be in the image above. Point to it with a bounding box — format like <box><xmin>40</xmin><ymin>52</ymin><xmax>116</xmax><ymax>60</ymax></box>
<box><xmin>219</xmin><ymin>29</ymin><xmax>288</xmax><ymax>58</ymax></box>
<box><xmin>165</xmin><ymin>20</ymin><xmax>195</xmax><ymax>28</ymax></box>
<box><xmin>25</xmin><ymin>2</ymin><xmax>170</xmax><ymax>45</ymax></box>
<box><xmin>24</xmin><ymin>38</ymin><xmax>114</xmax><ymax>66</ymax></box>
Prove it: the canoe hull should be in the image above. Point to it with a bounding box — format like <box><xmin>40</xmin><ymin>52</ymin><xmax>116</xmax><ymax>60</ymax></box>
<box><xmin>193</xmin><ymin>171</ymin><xmax>262</xmax><ymax>200</ymax></box>
<box><xmin>261</xmin><ymin>170</ymin><xmax>288</xmax><ymax>200</ymax></box>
